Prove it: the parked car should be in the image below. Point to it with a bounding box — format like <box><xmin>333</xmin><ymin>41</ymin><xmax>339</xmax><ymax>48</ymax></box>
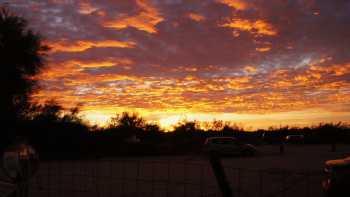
<box><xmin>203</xmin><ymin>137</ymin><xmax>257</xmax><ymax>156</ymax></box>
<box><xmin>285</xmin><ymin>135</ymin><xmax>304</xmax><ymax>144</ymax></box>
<box><xmin>323</xmin><ymin>156</ymin><xmax>350</xmax><ymax>196</ymax></box>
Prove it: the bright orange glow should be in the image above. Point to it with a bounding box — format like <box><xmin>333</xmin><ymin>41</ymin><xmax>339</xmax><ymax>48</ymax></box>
<box><xmin>217</xmin><ymin>0</ymin><xmax>248</xmax><ymax>10</ymax></box>
<box><xmin>244</xmin><ymin>66</ymin><xmax>257</xmax><ymax>73</ymax></box>
<box><xmin>78</xmin><ymin>1</ymin><xmax>98</xmax><ymax>14</ymax></box>
<box><xmin>103</xmin><ymin>0</ymin><xmax>163</xmax><ymax>33</ymax></box>
<box><xmin>256</xmin><ymin>47</ymin><xmax>271</xmax><ymax>52</ymax></box>
<box><xmin>221</xmin><ymin>19</ymin><xmax>277</xmax><ymax>36</ymax></box>
<box><xmin>32</xmin><ymin>59</ymin><xmax>350</xmax><ymax>129</ymax></box>
<box><xmin>47</xmin><ymin>40</ymin><xmax>136</xmax><ymax>53</ymax></box>
<box><xmin>80</xmin><ymin>108</ymin><xmax>350</xmax><ymax>131</ymax></box>
<box><xmin>187</xmin><ymin>13</ymin><xmax>206</xmax><ymax>22</ymax></box>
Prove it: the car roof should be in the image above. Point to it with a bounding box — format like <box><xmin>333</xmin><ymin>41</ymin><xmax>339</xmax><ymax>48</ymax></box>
<box><xmin>326</xmin><ymin>156</ymin><xmax>350</xmax><ymax>167</ymax></box>
<box><xmin>205</xmin><ymin>137</ymin><xmax>236</xmax><ymax>143</ymax></box>
<box><xmin>206</xmin><ymin>137</ymin><xmax>236</xmax><ymax>140</ymax></box>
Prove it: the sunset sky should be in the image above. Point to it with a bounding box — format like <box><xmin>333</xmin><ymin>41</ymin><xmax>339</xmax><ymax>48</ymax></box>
<box><xmin>7</xmin><ymin>0</ymin><xmax>350</xmax><ymax>130</ymax></box>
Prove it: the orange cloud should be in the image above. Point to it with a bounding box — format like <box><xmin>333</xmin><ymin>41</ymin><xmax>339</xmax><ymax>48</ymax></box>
<box><xmin>78</xmin><ymin>1</ymin><xmax>98</xmax><ymax>15</ymax></box>
<box><xmin>244</xmin><ymin>66</ymin><xmax>257</xmax><ymax>73</ymax></box>
<box><xmin>32</xmin><ymin>65</ymin><xmax>350</xmax><ymax>129</ymax></box>
<box><xmin>310</xmin><ymin>63</ymin><xmax>350</xmax><ymax>76</ymax></box>
<box><xmin>36</xmin><ymin>58</ymin><xmax>134</xmax><ymax>81</ymax></box>
<box><xmin>256</xmin><ymin>47</ymin><xmax>271</xmax><ymax>52</ymax></box>
<box><xmin>221</xmin><ymin>19</ymin><xmax>277</xmax><ymax>36</ymax></box>
<box><xmin>187</xmin><ymin>13</ymin><xmax>206</xmax><ymax>22</ymax></box>
<box><xmin>103</xmin><ymin>0</ymin><xmax>164</xmax><ymax>33</ymax></box>
<box><xmin>217</xmin><ymin>0</ymin><xmax>248</xmax><ymax>10</ymax></box>
<box><xmin>36</xmin><ymin>63</ymin><xmax>81</xmax><ymax>80</ymax></box>
<box><xmin>47</xmin><ymin>40</ymin><xmax>136</xmax><ymax>53</ymax></box>
<box><xmin>69</xmin><ymin>58</ymin><xmax>133</xmax><ymax>68</ymax></box>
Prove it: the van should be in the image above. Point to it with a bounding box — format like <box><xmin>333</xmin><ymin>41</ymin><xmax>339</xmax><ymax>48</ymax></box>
<box><xmin>203</xmin><ymin>137</ymin><xmax>257</xmax><ymax>156</ymax></box>
<box><xmin>285</xmin><ymin>135</ymin><xmax>304</xmax><ymax>144</ymax></box>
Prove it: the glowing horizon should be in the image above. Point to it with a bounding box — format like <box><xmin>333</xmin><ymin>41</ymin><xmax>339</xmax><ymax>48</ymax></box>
<box><xmin>8</xmin><ymin>0</ymin><xmax>350</xmax><ymax>130</ymax></box>
<box><xmin>80</xmin><ymin>108</ymin><xmax>350</xmax><ymax>131</ymax></box>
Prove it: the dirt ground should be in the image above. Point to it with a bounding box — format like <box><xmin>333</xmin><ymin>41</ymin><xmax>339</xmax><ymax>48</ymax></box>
<box><xmin>4</xmin><ymin>144</ymin><xmax>350</xmax><ymax>197</ymax></box>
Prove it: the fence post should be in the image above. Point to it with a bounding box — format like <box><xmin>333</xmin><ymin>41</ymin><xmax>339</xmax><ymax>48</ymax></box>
<box><xmin>331</xmin><ymin>143</ymin><xmax>336</xmax><ymax>152</ymax></box>
<box><xmin>166</xmin><ymin>159</ymin><xmax>171</xmax><ymax>197</ymax></box>
<box><xmin>136</xmin><ymin>160</ymin><xmax>140</xmax><ymax>197</ymax></box>
<box><xmin>209</xmin><ymin>154</ymin><xmax>233</xmax><ymax>197</ymax></box>
<box><xmin>259</xmin><ymin>169</ymin><xmax>263</xmax><ymax>197</ymax></box>
<box><xmin>282</xmin><ymin>170</ymin><xmax>286</xmax><ymax>197</ymax></box>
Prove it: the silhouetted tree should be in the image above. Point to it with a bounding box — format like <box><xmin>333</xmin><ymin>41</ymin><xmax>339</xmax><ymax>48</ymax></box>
<box><xmin>108</xmin><ymin>112</ymin><xmax>145</xmax><ymax>130</ymax></box>
<box><xmin>22</xmin><ymin>101</ymin><xmax>90</xmax><ymax>159</ymax></box>
<box><xmin>142</xmin><ymin>123</ymin><xmax>162</xmax><ymax>141</ymax></box>
<box><xmin>0</xmin><ymin>7</ymin><xmax>48</xmax><ymax>148</ymax></box>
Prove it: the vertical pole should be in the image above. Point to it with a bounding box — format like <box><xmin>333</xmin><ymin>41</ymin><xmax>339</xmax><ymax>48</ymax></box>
<box><xmin>259</xmin><ymin>170</ymin><xmax>263</xmax><ymax>197</ymax></box>
<box><xmin>209</xmin><ymin>154</ymin><xmax>233</xmax><ymax>197</ymax></box>
<box><xmin>184</xmin><ymin>162</ymin><xmax>187</xmax><ymax>197</ymax></box>
<box><xmin>280</xmin><ymin>142</ymin><xmax>285</xmax><ymax>154</ymax></box>
<box><xmin>47</xmin><ymin>162</ymin><xmax>51</xmax><ymax>197</ymax></box>
<box><xmin>151</xmin><ymin>161</ymin><xmax>155</xmax><ymax>197</ymax></box>
<box><xmin>109</xmin><ymin>160</ymin><xmax>112</xmax><ymax>197</ymax></box>
<box><xmin>121</xmin><ymin>160</ymin><xmax>125</xmax><ymax>196</ymax></box>
<box><xmin>237</xmin><ymin>169</ymin><xmax>241</xmax><ymax>197</ymax></box>
<box><xmin>95</xmin><ymin>160</ymin><xmax>100</xmax><ymax>197</ymax></box>
<box><xmin>16</xmin><ymin>152</ymin><xmax>22</xmax><ymax>197</ymax></box>
<box><xmin>282</xmin><ymin>171</ymin><xmax>286</xmax><ymax>197</ymax></box>
<box><xmin>136</xmin><ymin>160</ymin><xmax>140</xmax><ymax>197</ymax></box>
<box><xmin>331</xmin><ymin>143</ymin><xmax>336</xmax><ymax>152</ymax></box>
<box><xmin>306</xmin><ymin>173</ymin><xmax>310</xmax><ymax>197</ymax></box>
<box><xmin>200</xmin><ymin>164</ymin><xmax>204</xmax><ymax>197</ymax></box>
<box><xmin>166</xmin><ymin>160</ymin><xmax>170</xmax><ymax>197</ymax></box>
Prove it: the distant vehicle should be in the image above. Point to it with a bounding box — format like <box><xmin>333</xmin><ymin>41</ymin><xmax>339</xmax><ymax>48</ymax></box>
<box><xmin>124</xmin><ymin>135</ymin><xmax>141</xmax><ymax>144</ymax></box>
<box><xmin>203</xmin><ymin>137</ymin><xmax>257</xmax><ymax>156</ymax></box>
<box><xmin>285</xmin><ymin>135</ymin><xmax>304</xmax><ymax>144</ymax></box>
<box><xmin>322</xmin><ymin>156</ymin><xmax>350</xmax><ymax>196</ymax></box>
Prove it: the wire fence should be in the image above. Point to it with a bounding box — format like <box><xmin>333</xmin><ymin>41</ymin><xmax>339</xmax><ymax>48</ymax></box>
<box><xmin>27</xmin><ymin>159</ymin><xmax>220</xmax><ymax>197</ymax></box>
<box><xmin>8</xmin><ymin>158</ymin><xmax>325</xmax><ymax>197</ymax></box>
<box><xmin>224</xmin><ymin>167</ymin><xmax>324</xmax><ymax>197</ymax></box>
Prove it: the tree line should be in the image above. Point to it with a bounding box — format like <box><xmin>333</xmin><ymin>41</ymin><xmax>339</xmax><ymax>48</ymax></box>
<box><xmin>15</xmin><ymin>101</ymin><xmax>350</xmax><ymax>159</ymax></box>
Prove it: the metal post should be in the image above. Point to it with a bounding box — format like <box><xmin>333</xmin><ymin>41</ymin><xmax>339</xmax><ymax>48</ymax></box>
<box><xmin>121</xmin><ymin>160</ymin><xmax>125</xmax><ymax>196</ymax></box>
<box><xmin>306</xmin><ymin>172</ymin><xmax>310</xmax><ymax>197</ymax></box>
<box><xmin>209</xmin><ymin>155</ymin><xmax>233</xmax><ymax>197</ymax></box>
<box><xmin>184</xmin><ymin>162</ymin><xmax>187</xmax><ymax>197</ymax></box>
<box><xmin>151</xmin><ymin>161</ymin><xmax>155</xmax><ymax>196</ymax></box>
<box><xmin>166</xmin><ymin>160</ymin><xmax>171</xmax><ymax>197</ymax></box>
<box><xmin>282</xmin><ymin>171</ymin><xmax>286</xmax><ymax>197</ymax></box>
<box><xmin>259</xmin><ymin>170</ymin><xmax>263</xmax><ymax>197</ymax></box>
<box><xmin>136</xmin><ymin>160</ymin><xmax>140</xmax><ymax>197</ymax></box>
<box><xmin>200</xmin><ymin>164</ymin><xmax>204</xmax><ymax>197</ymax></box>
<box><xmin>237</xmin><ymin>169</ymin><xmax>241</xmax><ymax>197</ymax></box>
<box><xmin>47</xmin><ymin>162</ymin><xmax>51</xmax><ymax>197</ymax></box>
<box><xmin>95</xmin><ymin>161</ymin><xmax>100</xmax><ymax>197</ymax></box>
<box><xmin>331</xmin><ymin>143</ymin><xmax>336</xmax><ymax>152</ymax></box>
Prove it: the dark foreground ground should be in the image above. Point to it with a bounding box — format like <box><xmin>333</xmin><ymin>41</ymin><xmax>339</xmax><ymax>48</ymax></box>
<box><xmin>3</xmin><ymin>144</ymin><xmax>350</xmax><ymax>197</ymax></box>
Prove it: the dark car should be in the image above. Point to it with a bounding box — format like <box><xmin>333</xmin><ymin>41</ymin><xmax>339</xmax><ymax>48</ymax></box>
<box><xmin>203</xmin><ymin>137</ymin><xmax>257</xmax><ymax>156</ymax></box>
<box><xmin>285</xmin><ymin>135</ymin><xmax>304</xmax><ymax>144</ymax></box>
<box><xmin>323</xmin><ymin>156</ymin><xmax>350</xmax><ymax>197</ymax></box>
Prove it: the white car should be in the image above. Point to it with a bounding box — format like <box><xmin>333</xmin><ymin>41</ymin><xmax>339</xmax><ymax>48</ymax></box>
<box><xmin>203</xmin><ymin>137</ymin><xmax>257</xmax><ymax>156</ymax></box>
